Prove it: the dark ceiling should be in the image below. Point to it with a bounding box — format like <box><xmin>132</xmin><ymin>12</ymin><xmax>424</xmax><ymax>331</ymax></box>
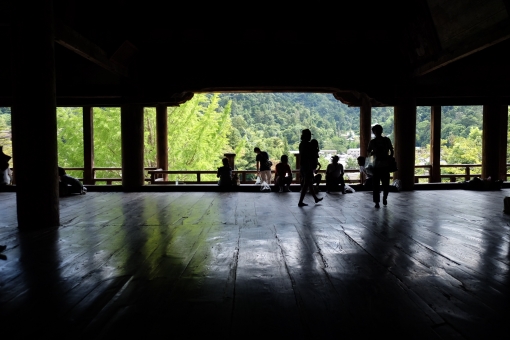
<box><xmin>1</xmin><ymin>0</ymin><xmax>510</xmax><ymax>106</ymax></box>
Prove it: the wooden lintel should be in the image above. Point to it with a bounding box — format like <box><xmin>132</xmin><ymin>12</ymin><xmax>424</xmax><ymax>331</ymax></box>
<box><xmin>54</xmin><ymin>23</ymin><xmax>129</xmax><ymax>78</ymax></box>
<box><xmin>413</xmin><ymin>23</ymin><xmax>510</xmax><ymax>77</ymax></box>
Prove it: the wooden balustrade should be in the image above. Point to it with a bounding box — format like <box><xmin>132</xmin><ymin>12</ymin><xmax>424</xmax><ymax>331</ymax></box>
<box><xmin>148</xmin><ymin>169</ymin><xmax>362</xmax><ymax>185</ymax></box>
<box><xmin>415</xmin><ymin>164</ymin><xmax>485</xmax><ymax>183</ymax></box>
<box><xmin>43</xmin><ymin>164</ymin><xmax>510</xmax><ymax>186</ymax></box>
<box><xmin>60</xmin><ymin>167</ymin><xmax>157</xmax><ymax>184</ymax></box>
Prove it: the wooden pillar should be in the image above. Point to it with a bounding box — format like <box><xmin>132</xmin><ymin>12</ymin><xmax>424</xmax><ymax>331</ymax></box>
<box><xmin>11</xmin><ymin>0</ymin><xmax>60</xmax><ymax>229</ymax></box>
<box><xmin>482</xmin><ymin>103</ymin><xmax>506</xmax><ymax>180</ymax></box>
<box><xmin>83</xmin><ymin>106</ymin><xmax>94</xmax><ymax>185</ymax></box>
<box><xmin>499</xmin><ymin>106</ymin><xmax>508</xmax><ymax>181</ymax></box>
<box><xmin>224</xmin><ymin>153</ymin><xmax>236</xmax><ymax>169</ymax></box>
<box><xmin>294</xmin><ymin>153</ymin><xmax>301</xmax><ymax>183</ymax></box>
<box><xmin>121</xmin><ymin>104</ymin><xmax>145</xmax><ymax>189</ymax></box>
<box><xmin>156</xmin><ymin>105</ymin><xmax>168</xmax><ymax>180</ymax></box>
<box><xmin>393</xmin><ymin>98</ymin><xmax>417</xmax><ymax>190</ymax></box>
<box><xmin>430</xmin><ymin>106</ymin><xmax>441</xmax><ymax>182</ymax></box>
<box><xmin>360</xmin><ymin>95</ymin><xmax>372</xmax><ymax>157</ymax></box>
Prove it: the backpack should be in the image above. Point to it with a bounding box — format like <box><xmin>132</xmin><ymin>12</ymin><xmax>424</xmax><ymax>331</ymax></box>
<box><xmin>263</xmin><ymin>152</ymin><xmax>272</xmax><ymax>167</ymax></box>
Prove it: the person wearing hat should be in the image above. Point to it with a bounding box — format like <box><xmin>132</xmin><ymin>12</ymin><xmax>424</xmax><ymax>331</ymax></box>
<box><xmin>298</xmin><ymin>129</ymin><xmax>323</xmax><ymax>206</ymax></box>
<box><xmin>326</xmin><ymin>155</ymin><xmax>345</xmax><ymax>193</ymax></box>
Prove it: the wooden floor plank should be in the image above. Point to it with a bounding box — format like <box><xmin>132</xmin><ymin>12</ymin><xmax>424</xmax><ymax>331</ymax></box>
<box><xmin>1</xmin><ymin>190</ymin><xmax>509</xmax><ymax>339</ymax></box>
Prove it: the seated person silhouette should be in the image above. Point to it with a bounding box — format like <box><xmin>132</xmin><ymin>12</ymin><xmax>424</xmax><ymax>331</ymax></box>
<box><xmin>274</xmin><ymin>155</ymin><xmax>292</xmax><ymax>192</ymax></box>
<box><xmin>326</xmin><ymin>155</ymin><xmax>345</xmax><ymax>193</ymax></box>
<box><xmin>217</xmin><ymin>158</ymin><xmax>232</xmax><ymax>188</ymax></box>
<box><xmin>59</xmin><ymin>167</ymin><xmax>86</xmax><ymax>196</ymax></box>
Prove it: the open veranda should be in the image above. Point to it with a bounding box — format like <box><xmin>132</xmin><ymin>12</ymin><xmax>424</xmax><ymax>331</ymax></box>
<box><xmin>0</xmin><ymin>190</ymin><xmax>509</xmax><ymax>339</ymax></box>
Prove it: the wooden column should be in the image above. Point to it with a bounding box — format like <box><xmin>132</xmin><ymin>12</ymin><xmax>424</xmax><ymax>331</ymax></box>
<box><xmin>430</xmin><ymin>106</ymin><xmax>441</xmax><ymax>182</ymax></box>
<box><xmin>294</xmin><ymin>153</ymin><xmax>301</xmax><ymax>183</ymax></box>
<box><xmin>482</xmin><ymin>103</ymin><xmax>506</xmax><ymax>180</ymax></box>
<box><xmin>360</xmin><ymin>95</ymin><xmax>372</xmax><ymax>157</ymax></box>
<box><xmin>156</xmin><ymin>105</ymin><xmax>168</xmax><ymax>180</ymax></box>
<box><xmin>83</xmin><ymin>106</ymin><xmax>94</xmax><ymax>185</ymax></box>
<box><xmin>11</xmin><ymin>0</ymin><xmax>59</xmax><ymax>229</ymax></box>
<box><xmin>224</xmin><ymin>153</ymin><xmax>236</xmax><ymax>169</ymax></box>
<box><xmin>121</xmin><ymin>104</ymin><xmax>145</xmax><ymax>190</ymax></box>
<box><xmin>393</xmin><ymin>98</ymin><xmax>417</xmax><ymax>190</ymax></box>
<box><xmin>499</xmin><ymin>105</ymin><xmax>508</xmax><ymax>181</ymax></box>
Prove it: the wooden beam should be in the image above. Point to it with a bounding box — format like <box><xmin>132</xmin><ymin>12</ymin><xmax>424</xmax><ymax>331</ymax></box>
<box><xmin>54</xmin><ymin>23</ymin><xmax>129</xmax><ymax>78</ymax></box>
<box><xmin>83</xmin><ymin>106</ymin><xmax>94</xmax><ymax>185</ymax></box>
<box><xmin>156</xmin><ymin>105</ymin><xmax>168</xmax><ymax>181</ymax></box>
<box><xmin>482</xmin><ymin>104</ymin><xmax>503</xmax><ymax>179</ymax></box>
<box><xmin>11</xmin><ymin>0</ymin><xmax>60</xmax><ymax>228</ymax></box>
<box><xmin>359</xmin><ymin>95</ymin><xmax>371</xmax><ymax>158</ymax></box>
<box><xmin>121</xmin><ymin>104</ymin><xmax>145</xmax><ymax>190</ymax></box>
<box><xmin>430</xmin><ymin>106</ymin><xmax>441</xmax><ymax>183</ymax></box>
<box><xmin>413</xmin><ymin>22</ymin><xmax>510</xmax><ymax>77</ymax></box>
<box><xmin>393</xmin><ymin>98</ymin><xmax>416</xmax><ymax>191</ymax></box>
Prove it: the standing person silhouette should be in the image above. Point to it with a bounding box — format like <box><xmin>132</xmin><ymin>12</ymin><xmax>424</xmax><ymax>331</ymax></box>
<box><xmin>254</xmin><ymin>147</ymin><xmax>272</xmax><ymax>189</ymax></box>
<box><xmin>298</xmin><ymin>129</ymin><xmax>323</xmax><ymax>206</ymax></box>
<box><xmin>310</xmin><ymin>139</ymin><xmax>322</xmax><ymax>192</ymax></box>
<box><xmin>367</xmin><ymin>124</ymin><xmax>394</xmax><ymax>208</ymax></box>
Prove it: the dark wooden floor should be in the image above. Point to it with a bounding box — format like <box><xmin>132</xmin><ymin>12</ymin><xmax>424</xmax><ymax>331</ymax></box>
<box><xmin>0</xmin><ymin>190</ymin><xmax>509</xmax><ymax>339</ymax></box>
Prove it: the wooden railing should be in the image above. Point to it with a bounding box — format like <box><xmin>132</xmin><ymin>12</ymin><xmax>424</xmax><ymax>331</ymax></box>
<box><xmin>148</xmin><ymin>169</ymin><xmax>362</xmax><ymax>185</ymax></box>
<box><xmin>415</xmin><ymin>164</ymin><xmax>489</xmax><ymax>183</ymax></box>
<box><xmin>60</xmin><ymin>164</ymin><xmax>508</xmax><ymax>186</ymax></box>
<box><xmin>62</xmin><ymin>167</ymin><xmax>158</xmax><ymax>184</ymax></box>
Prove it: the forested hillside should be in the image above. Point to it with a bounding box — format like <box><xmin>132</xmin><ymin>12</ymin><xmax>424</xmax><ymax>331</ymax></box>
<box><xmin>1</xmin><ymin>95</ymin><xmax>508</xmax><ymax>181</ymax></box>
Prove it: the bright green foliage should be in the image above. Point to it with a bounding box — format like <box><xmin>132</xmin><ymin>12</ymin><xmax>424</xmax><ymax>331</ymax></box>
<box><xmin>93</xmin><ymin>107</ymin><xmax>122</xmax><ymax>179</ymax></box>
<box><xmin>144</xmin><ymin>107</ymin><xmax>157</xmax><ymax>168</ymax></box>
<box><xmin>345</xmin><ymin>157</ymin><xmax>359</xmax><ymax>170</ymax></box>
<box><xmin>0</xmin><ymin>110</ymin><xmax>12</xmax><ymax>167</ymax></box>
<box><xmin>166</xmin><ymin>94</ymin><xmax>232</xmax><ymax>181</ymax></box>
<box><xmin>15</xmin><ymin>100</ymin><xmax>505</xmax><ymax>184</ymax></box>
<box><xmin>56</xmin><ymin>107</ymin><xmax>83</xmax><ymax>177</ymax></box>
<box><xmin>221</xmin><ymin>93</ymin><xmax>361</xmax><ymax>174</ymax></box>
<box><xmin>443</xmin><ymin>127</ymin><xmax>482</xmax><ymax>165</ymax></box>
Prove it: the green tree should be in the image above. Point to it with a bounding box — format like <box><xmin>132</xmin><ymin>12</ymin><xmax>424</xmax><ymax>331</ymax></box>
<box><xmin>166</xmin><ymin>94</ymin><xmax>232</xmax><ymax>181</ymax></box>
<box><xmin>0</xmin><ymin>112</ymin><xmax>12</xmax><ymax>167</ymax></box>
<box><xmin>93</xmin><ymin>107</ymin><xmax>122</xmax><ymax>179</ymax></box>
<box><xmin>56</xmin><ymin>107</ymin><xmax>84</xmax><ymax>177</ymax></box>
<box><xmin>345</xmin><ymin>157</ymin><xmax>358</xmax><ymax>170</ymax></box>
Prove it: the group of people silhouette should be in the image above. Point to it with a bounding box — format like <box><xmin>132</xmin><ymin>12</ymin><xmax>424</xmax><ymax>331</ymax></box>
<box><xmin>217</xmin><ymin>126</ymin><xmax>395</xmax><ymax>208</ymax></box>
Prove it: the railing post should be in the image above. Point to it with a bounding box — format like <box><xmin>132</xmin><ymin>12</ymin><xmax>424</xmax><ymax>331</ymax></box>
<box><xmin>430</xmin><ymin>106</ymin><xmax>441</xmax><ymax>182</ymax></box>
<box><xmin>294</xmin><ymin>153</ymin><xmax>301</xmax><ymax>184</ymax></box>
<box><xmin>197</xmin><ymin>172</ymin><xmax>201</xmax><ymax>183</ymax></box>
<box><xmin>83</xmin><ymin>106</ymin><xmax>95</xmax><ymax>185</ymax></box>
<box><xmin>450</xmin><ymin>176</ymin><xmax>455</xmax><ymax>182</ymax></box>
<box><xmin>466</xmin><ymin>166</ymin><xmax>470</xmax><ymax>181</ymax></box>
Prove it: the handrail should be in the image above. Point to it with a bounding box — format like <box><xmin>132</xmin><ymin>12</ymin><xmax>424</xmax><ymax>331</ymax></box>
<box><xmin>59</xmin><ymin>164</ymin><xmax>508</xmax><ymax>186</ymax></box>
<box><xmin>148</xmin><ymin>169</ymin><xmax>361</xmax><ymax>185</ymax></box>
<box><xmin>60</xmin><ymin>167</ymin><xmax>157</xmax><ymax>185</ymax></box>
<box><xmin>414</xmin><ymin>164</ymin><xmax>489</xmax><ymax>183</ymax></box>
